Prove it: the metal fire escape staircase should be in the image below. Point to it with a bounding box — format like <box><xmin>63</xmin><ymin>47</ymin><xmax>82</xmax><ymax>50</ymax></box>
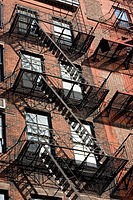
<box><xmin>0</xmin><ymin>7</ymin><xmax>128</xmax><ymax>199</ymax></box>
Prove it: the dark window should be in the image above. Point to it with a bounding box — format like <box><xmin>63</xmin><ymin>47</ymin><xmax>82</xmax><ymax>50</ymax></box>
<box><xmin>0</xmin><ymin>45</ymin><xmax>4</xmax><ymax>82</ymax></box>
<box><xmin>0</xmin><ymin>114</ymin><xmax>6</xmax><ymax>153</ymax></box>
<box><xmin>114</xmin><ymin>7</ymin><xmax>131</xmax><ymax>28</ymax></box>
<box><xmin>0</xmin><ymin>190</ymin><xmax>8</xmax><ymax>200</ymax></box>
<box><xmin>31</xmin><ymin>194</ymin><xmax>62</xmax><ymax>200</ymax></box>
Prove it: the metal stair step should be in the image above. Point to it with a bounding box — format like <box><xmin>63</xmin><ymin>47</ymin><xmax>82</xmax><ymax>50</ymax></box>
<box><xmin>24</xmin><ymin>187</ymin><xmax>34</xmax><ymax>197</ymax></box>
<box><xmin>46</xmin><ymin>38</ymin><xmax>52</xmax><ymax>47</ymax></box>
<box><xmin>66</xmin><ymin>189</ymin><xmax>74</xmax><ymax>197</ymax></box>
<box><xmin>79</xmin><ymin>129</ymin><xmax>87</xmax><ymax>138</ymax></box>
<box><xmin>19</xmin><ymin>183</ymin><xmax>29</xmax><ymax>192</ymax></box>
<box><xmin>55</xmin><ymin>50</ymin><xmax>61</xmax><ymax>58</ymax></box>
<box><xmin>75</xmin><ymin>124</ymin><xmax>82</xmax><ymax>133</ymax></box>
<box><xmin>62</xmin><ymin>182</ymin><xmax>70</xmax><ymax>191</ymax></box>
<box><xmin>58</xmin><ymin>177</ymin><xmax>66</xmax><ymax>186</ymax></box>
<box><xmin>71</xmin><ymin>194</ymin><xmax>78</xmax><ymax>200</ymax></box>
<box><xmin>82</xmin><ymin>134</ymin><xmax>90</xmax><ymax>143</ymax></box>
<box><xmin>64</xmin><ymin>111</ymin><xmax>72</xmax><ymax>120</ymax></box>
<box><xmin>49</xmin><ymin>43</ymin><xmax>55</xmax><ymax>51</ymax></box>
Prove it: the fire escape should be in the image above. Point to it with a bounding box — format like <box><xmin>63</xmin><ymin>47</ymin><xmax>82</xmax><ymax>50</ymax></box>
<box><xmin>88</xmin><ymin>0</ymin><xmax>133</xmax><ymax>199</ymax></box>
<box><xmin>0</xmin><ymin>2</ymin><xmax>129</xmax><ymax>200</ymax></box>
<box><xmin>88</xmin><ymin>0</ymin><xmax>133</xmax><ymax>72</ymax></box>
<box><xmin>110</xmin><ymin>133</ymin><xmax>133</xmax><ymax>200</ymax></box>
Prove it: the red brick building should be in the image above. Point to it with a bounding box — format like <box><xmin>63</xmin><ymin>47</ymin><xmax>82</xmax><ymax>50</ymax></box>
<box><xmin>0</xmin><ymin>0</ymin><xmax>132</xmax><ymax>199</ymax></box>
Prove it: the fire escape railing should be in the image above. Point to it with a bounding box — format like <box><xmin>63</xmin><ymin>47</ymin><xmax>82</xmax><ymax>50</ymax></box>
<box><xmin>89</xmin><ymin>38</ymin><xmax>133</xmax><ymax>71</ymax></box>
<box><xmin>110</xmin><ymin>133</ymin><xmax>133</xmax><ymax>199</ymax></box>
<box><xmin>0</xmin><ymin>3</ymin><xmax>129</xmax><ymax>200</ymax></box>
<box><xmin>8</xmin><ymin>5</ymin><xmax>94</xmax><ymax>60</ymax></box>
<box><xmin>94</xmin><ymin>90</ymin><xmax>133</xmax><ymax>129</ymax></box>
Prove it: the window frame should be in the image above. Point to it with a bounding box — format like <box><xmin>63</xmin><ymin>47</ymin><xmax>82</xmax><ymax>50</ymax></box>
<box><xmin>25</xmin><ymin>108</ymin><xmax>55</xmax><ymax>155</ymax></box>
<box><xmin>70</xmin><ymin>120</ymin><xmax>97</xmax><ymax>167</ymax></box>
<box><xmin>60</xmin><ymin>62</ymin><xmax>83</xmax><ymax>100</ymax></box>
<box><xmin>113</xmin><ymin>7</ymin><xmax>132</xmax><ymax>29</ymax></box>
<box><xmin>21</xmin><ymin>51</ymin><xmax>45</xmax><ymax>72</ymax></box>
<box><xmin>0</xmin><ymin>189</ymin><xmax>9</xmax><ymax>200</ymax></box>
<box><xmin>53</xmin><ymin>18</ymin><xmax>74</xmax><ymax>47</ymax></box>
<box><xmin>17</xmin><ymin>6</ymin><xmax>38</xmax><ymax>35</ymax></box>
<box><xmin>0</xmin><ymin>113</ymin><xmax>6</xmax><ymax>154</ymax></box>
<box><xmin>20</xmin><ymin>51</ymin><xmax>45</xmax><ymax>89</ymax></box>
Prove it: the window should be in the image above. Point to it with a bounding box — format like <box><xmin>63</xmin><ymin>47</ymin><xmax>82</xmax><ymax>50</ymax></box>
<box><xmin>17</xmin><ymin>6</ymin><xmax>38</xmax><ymax>35</ymax></box>
<box><xmin>56</xmin><ymin>0</ymin><xmax>79</xmax><ymax>6</ymax></box>
<box><xmin>0</xmin><ymin>114</ymin><xmax>6</xmax><ymax>153</ymax></box>
<box><xmin>60</xmin><ymin>63</ymin><xmax>83</xmax><ymax>100</ymax></box>
<box><xmin>0</xmin><ymin>45</ymin><xmax>3</xmax><ymax>82</ymax></box>
<box><xmin>26</xmin><ymin>111</ymin><xmax>52</xmax><ymax>154</ymax></box>
<box><xmin>21</xmin><ymin>52</ymin><xmax>44</xmax><ymax>88</ymax></box>
<box><xmin>53</xmin><ymin>19</ymin><xmax>73</xmax><ymax>46</ymax></box>
<box><xmin>114</xmin><ymin>8</ymin><xmax>131</xmax><ymax>28</ymax></box>
<box><xmin>70</xmin><ymin>121</ymin><xmax>96</xmax><ymax>167</ymax></box>
<box><xmin>0</xmin><ymin>190</ymin><xmax>8</xmax><ymax>200</ymax></box>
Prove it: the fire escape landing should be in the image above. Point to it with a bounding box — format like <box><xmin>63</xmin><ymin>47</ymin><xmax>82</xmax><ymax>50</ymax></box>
<box><xmin>94</xmin><ymin>91</ymin><xmax>133</xmax><ymax>129</ymax></box>
<box><xmin>0</xmin><ymin>4</ymin><xmax>129</xmax><ymax>200</ymax></box>
<box><xmin>9</xmin><ymin>5</ymin><xmax>94</xmax><ymax>61</ymax></box>
<box><xmin>89</xmin><ymin>38</ymin><xmax>133</xmax><ymax>71</ymax></box>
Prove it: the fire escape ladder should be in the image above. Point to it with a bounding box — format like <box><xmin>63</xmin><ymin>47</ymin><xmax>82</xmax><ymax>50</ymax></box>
<box><xmin>40</xmin><ymin>148</ymin><xmax>83</xmax><ymax>200</ymax></box>
<box><xmin>8</xmin><ymin>18</ymin><xmax>105</xmax><ymax>157</ymax></box>
<box><xmin>13</xmin><ymin>168</ymin><xmax>38</xmax><ymax>200</ymax></box>
<box><xmin>36</xmin><ymin>22</ymin><xmax>86</xmax><ymax>82</ymax></box>
<box><xmin>40</xmin><ymin>75</ymin><xmax>104</xmax><ymax>155</ymax></box>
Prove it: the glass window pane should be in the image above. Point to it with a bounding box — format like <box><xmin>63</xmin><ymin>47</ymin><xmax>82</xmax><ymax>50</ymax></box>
<box><xmin>0</xmin><ymin>194</ymin><xmax>5</xmax><ymax>200</ymax></box>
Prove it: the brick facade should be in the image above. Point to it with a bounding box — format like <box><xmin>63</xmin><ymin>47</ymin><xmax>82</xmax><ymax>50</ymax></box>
<box><xmin>0</xmin><ymin>0</ymin><xmax>132</xmax><ymax>200</ymax></box>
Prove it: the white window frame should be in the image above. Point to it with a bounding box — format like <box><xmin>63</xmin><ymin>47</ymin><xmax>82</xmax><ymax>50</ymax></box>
<box><xmin>53</xmin><ymin>20</ymin><xmax>72</xmax><ymax>46</ymax></box>
<box><xmin>17</xmin><ymin>7</ymin><xmax>38</xmax><ymax>35</ymax></box>
<box><xmin>21</xmin><ymin>52</ymin><xmax>43</xmax><ymax>88</ymax></box>
<box><xmin>60</xmin><ymin>64</ymin><xmax>83</xmax><ymax>100</ymax></box>
<box><xmin>71</xmin><ymin>122</ymin><xmax>97</xmax><ymax>167</ymax></box>
<box><xmin>55</xmin><ymin>0</ymin><xmax>79</xmax><ymax>7</ymax></box>
<box><xmin>26</xmin><ymin>111</ymin><xmax>51</xmax><ymax>154</ymax></box>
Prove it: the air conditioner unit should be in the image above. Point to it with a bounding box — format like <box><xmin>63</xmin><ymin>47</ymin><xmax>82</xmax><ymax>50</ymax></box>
<box><xmin>0</xmin><ymin>99</ymin><xmax>6</xmax><ymax>109</ymax></box>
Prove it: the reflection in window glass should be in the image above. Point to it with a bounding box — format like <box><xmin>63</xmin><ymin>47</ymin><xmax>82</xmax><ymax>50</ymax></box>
<box><xmin>114</xmin><ymin>8</ymin><xmax>130</xmax><ymax>28</ymax></box>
